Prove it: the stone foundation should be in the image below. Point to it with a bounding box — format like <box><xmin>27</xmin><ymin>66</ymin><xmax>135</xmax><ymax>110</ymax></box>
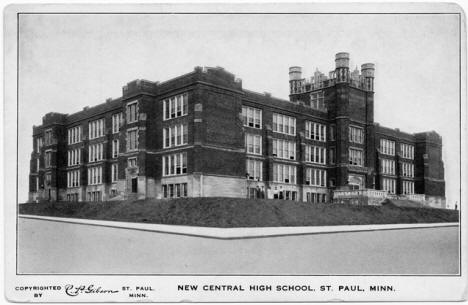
<box><xmin>424</xmin><ymin>195</ymin><xmax>446</xmax><ymax>209</ymax></box>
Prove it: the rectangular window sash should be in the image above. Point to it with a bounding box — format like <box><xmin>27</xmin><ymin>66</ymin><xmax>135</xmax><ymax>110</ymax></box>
<box><xmin>112</xmin><ymin>164</ymin><xmax>118</xmax><ymax>182</ymax></box>
<box><xmin>182</xmin><ymin>153</ymin><xmax>187</xmax><ymax>173</ymax></box>
<box><xmin>254</xmin><ymin>109</ymin><xmax>261</xmax><ymax>128</ymax></box>
<box><xmin>183</xmin><ymin>124</ymin><xmax>188</xmax><ymax>144</ymax></box>
<box><xmin>170</xmin><ymin>127</ymin><xmax>175</xmax><ymax>146</ymax></box>
<box><xmin>163</xmin><ymin>128</ymin><xmax>168</xmax><ymax>148</ymax></box>
<box><xmin>163</xmin><ymin>152</ymin><xmax>187</xmax><ymax>176</ymax></box>
<box><xmin>182</xmin><ymin>94</ymin><xmax>188</xmax><ymax>115</ymax></box>
<box><xmin>254</xmin><ymin>135</ymin><xmax>261</xmax><ymax>154</ymax></box>
<box><xmin>242</xmin><ymin>107</ymin><xmax>247</xmax><ymax>125</ymax></box>
<box><xmin>164</xmin><ymin>100</ymin><xmax>169</xmax><ymax>120</ymax></box>
<box><xmin>248</xmin><ymin>107</ymin><xmax>254</xmax><ymax>126</ymax></box>
<box><xmin>175</xmin><ymin>125</ymin><xmax>180</xmax><ymax>145</ymax></box>
<box><xmin>273</xmin><ymin>113</ymin><xmax>295</xmax><ymax>135</ymax></box>
<box><xmin>176</xmin><ymin>96</ymin><xmax>182</xmax><ymax>116</ymax></box>
<box><xmin>170</xmin><ymin>98</ymin><xmax>176</xmax><ymax>118</ymax></box>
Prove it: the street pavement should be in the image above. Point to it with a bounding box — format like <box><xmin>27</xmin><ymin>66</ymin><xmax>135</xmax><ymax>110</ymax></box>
<box><xmin>17</xmin><ymin>218</ymin><xmax>460</xmax><ymax>275</ymax></box>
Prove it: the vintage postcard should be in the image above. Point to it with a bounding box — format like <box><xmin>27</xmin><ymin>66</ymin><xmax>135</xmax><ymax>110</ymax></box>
<box><xmin>3</xmin><ymin>2</ymin><xmax>467</xmax><ymax>302</ymax></box>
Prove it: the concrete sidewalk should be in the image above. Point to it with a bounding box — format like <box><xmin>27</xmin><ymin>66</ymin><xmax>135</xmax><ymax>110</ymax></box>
<box><xmin>19</xmin><ymin>214</ymin><xmax>459</xmax><ymax>240</ymax></box>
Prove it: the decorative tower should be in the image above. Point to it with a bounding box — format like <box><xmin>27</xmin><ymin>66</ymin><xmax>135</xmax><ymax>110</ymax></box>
<box><xmin>332</xmin><ymin>52</ymin><xmax>351</xmax><ymax>188</ymax></box>
<box><xmin>335</xmin><ymin>52</ymin><xmax>350</xmax><ymax>83</ymax></box>
<box><xmin>361</xmin><ymin>63</ymin><xmax>376</xmax><ymax>188</ymax></box>
<box><xmin>289</xmin><ymin>66</ymin><xmax>303</xmax><ymax>94</ymax></box>
<box><xmin>361</xmin><ymin>63</ymin><xmax>375</xmax><ymax>91</ymax></box>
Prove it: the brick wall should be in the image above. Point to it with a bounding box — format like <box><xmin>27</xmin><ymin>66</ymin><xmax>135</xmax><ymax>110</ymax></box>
<box><xmin>28</xmin><ymin>63</ymin><xmax>446</xmax><ymax>202</ymax></box>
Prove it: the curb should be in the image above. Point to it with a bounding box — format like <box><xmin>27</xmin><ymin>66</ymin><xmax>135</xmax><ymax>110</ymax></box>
<box><xmin>19</xmin><ymin>214</ymin><xmax>460</xmax><ymax>240</ymax></box>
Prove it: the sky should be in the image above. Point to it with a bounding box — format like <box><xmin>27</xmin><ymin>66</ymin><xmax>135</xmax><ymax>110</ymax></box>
<box><xmin>17</xmin><ymin>12</ymin><xmax>461</xmax><ymax>206</ymax></box>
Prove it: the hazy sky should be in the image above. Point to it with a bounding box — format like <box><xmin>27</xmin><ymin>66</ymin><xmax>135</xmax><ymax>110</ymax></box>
<box><xmin>18</xmin><ymin>12</ymin><xmax>461</xmax><ymax>205</ymax></box>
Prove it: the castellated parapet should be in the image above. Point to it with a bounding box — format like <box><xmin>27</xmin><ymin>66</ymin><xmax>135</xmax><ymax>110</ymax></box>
<box><xmin>289</xmin><ymin>52</ymin><xmax>375</xmax><ymax>94</ymax></box>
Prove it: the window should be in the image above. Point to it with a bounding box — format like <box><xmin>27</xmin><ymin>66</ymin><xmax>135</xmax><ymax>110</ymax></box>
<box><xmin>45</xmin><ymin>151</ymin><xmax>52</xmax><ymax>168</ymax></box>
<box><xmin>305</xmin><ymin>121</ymin><xmax>326</xmax><ymax>142</ymax></box>
<box><xmin>306</xmin><ymin>192</ymin><xmax>327</xmax><ymax>203</ymax></box>
<box><xmin>162</xmin><ymin>183</ymin><xmax>188</xmax><ymax>198</ymax></box>
<box><xmin>402</xmin><ymin>181</ymin><xmax>415</xmax><ymax>194</ymax></box>
<box><xmin>44</xmin><ymin>129</ymin><xmax>53</xmax><ymax>145</ymax></box>
<box><xmin>67</xmin><ymin>170</ymin><xmax>80</xmax><ymax>188</ymax></box>
<box><xmin>163</xmin><ymin>93</ymin><xmax>188</xmax><ymax>120</ymax></box>
<box><xmin>349</xmin><ymin>126</ymin><xmax>364</xmax><ymax>144</ymax></box>
<box><xmin>112</xmin><ymin>113</ymin><xmax>123</xmax><ymax>133</ymax></box>
<box><xmin>36</xmin><ymin>159</ymin><xmax>40</xmax><ymax>172</ymax></box>
<box><xmin>272</xmin><ymin>139</ymin><xmax>296</xmax><ymax>160</ymax></box>
<box><xmin>67</xmin><ymin>126</ymin><xmax>82</xmax><ymax>144</ymax></box>
<box><xmin>87</xmin><ymin>191</ymin><xmax>102</xmax><ymax>202</ymax></box>
<box><xmin>274</xmin><ymin>189</ymin><xmax>297</xmax><ymax>201</ymax></box>
<box><xmin>248</xmin><ymin>187</ymin><xmax>265</xmax><ymax>199</ymax></box>
<box><xmin>89</xmin><ymin>119</ymin><xmax>105</xmax><ymax>140</ymax></box>
<box><xmin>88</xmin><ymin>143</ymin><xmax>104</xmax><ymax>162</ymax></box>
<box><xmin>382</xmin><ymin>178</ymin><xmax>396</xmax><ymax>194</ymax></box>
<box><xmin>112</xmin><ymin>139</ymin><xmax>119</xmax><ymax>158</ymax></box>
<box><xmin>127</xmin><ymin>129</ymin><xmax>138</xmax><ymax>151</ymax></box>
<box><xmin>36</xmin><ymin>137</ymin><xmax>43</xmax><ymax>153</ymax></box>
<box><xmin>32</xmin><ymin>176</ymin><xmax>38</xmax><ymax>191</ymax></box>
<box><xmin>401</xmin><ymin>162</ymin><xmax>414</xmax><ymax>177</ymax></box>
<box><xmin>285</xmin><ymin>191</ymin><xmax>297</xmax><ymax>201</ymax></box>
<box><xmin>127</xmin><ymin>101</ymin><xmax>138</xmax><ymax>123</ymax></box>
<box><xmin>163</xmin><ymin>124</ymin><xmax>188</xmax><ymax>148</ymax></box>
<box><xmin>380</xmin><ymin>139</ymin><xmax>395</xmax><ymax>155</ymax></box>
<box><xmin>305</xmin><ymin>168</ymin><xmax>327</xmax><ymax>187</ymax></box>
<box><xmin>246</xmin><ymin>134</ymin><xmax>262</xmax><ymax>155</ymax></box>
<box><xmin>380</xmin><ymin>158</ymin><xmax>395</xmax><ymax>175</ymax></box>
<box><xmin>67</xmin><ymin>193</ymin><xmax>79</xmax><ymax>202</ymax></box>
<box><xmin>128</xmin><ymin>157</ymin><xmax>137</xmax><ymax>168</ymax></box>
<box><xmin>176</xmin><ymin>95</ymin><xmax>183</xmax><ymax>116</ymax></box>
<box><xmin>349</xmin><ymin>148</ymin><xmax>364</xmax><ymax>166</ymax></box>
<box><xmin>400</xmin><ymin>143</ymin><xmax>415</xmax><ymax>159</ymax></box>
<box><xmin>87</xmin><ymin>166</ymin><xmax>103</xmax><ymax>185</ymax></box>
<box><xmin>272</xmin><ymin>163</ymin><xmax>296</xmax><ymax>184</ymax></box>
<box><xmin>329</xmin><ymin>125</ymin><xmax>336</xmax><ymax>141</ymax></box>
<box><xmin>45</xmin><ymin>173</ymin><xmax>51</xmax><ymax>186</ymax></box>
<box><xmin>329</xmin><ymin>147</ymin><xmax>336</xmax><ymax>164</ymax></box>
<box><xmin>242</xmin><ymin>106</ymin><xmax>262</xmax><ymax>129</ymax></box>
<box><xmin>67</xmin><ymin>148</ymin><xmax>81</xmax><ymax>166</ymax></box>
<box><xmin>305</xmin><ymin>145</ymin><xmax>327</xmax><ymax>164</ymax></box>
<box><xmin>272</xmin><ymin>113</ymin><xmax>296</xmax><ymax>135</ymax></box>
<box><xmin>310</xmin><ymin>91</ymin><xmax>326</xmax><ymax>110</ymax></box>
<box><xmin>111</xmin><ymin>163</ymin><xmax>118</xmax><ymax>182</ymax></box>
<box><xmin>162</xmin><ymin>152</ymin><xmax>187</xmax><ymax>176</ymax></box>
<box><xmin>246</xmin><ymin>159</ymin><xmax>263</xmax><ymax>181</ymax></box>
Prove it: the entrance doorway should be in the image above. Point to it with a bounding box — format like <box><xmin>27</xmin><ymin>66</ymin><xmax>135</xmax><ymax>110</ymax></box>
<box><xmin>348</xmin><ymin>174</ymin><xmax>365</xmax><ymax>190</ymax></box>
<box><xmin>131</xmin><ymin>178</ymin><xmax>138</xmax><ymax>193</ymax></box>
<box><xmin>248</xmin><ymin>187</ymin><xmax>265</xmax><ymax>199</ymax></box>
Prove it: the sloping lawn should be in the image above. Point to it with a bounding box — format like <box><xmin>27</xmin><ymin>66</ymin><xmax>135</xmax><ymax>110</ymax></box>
<box><xmin>18</xmin><ymin>197</ymin><xmax>459</xmax><ymax>227</ymax></box>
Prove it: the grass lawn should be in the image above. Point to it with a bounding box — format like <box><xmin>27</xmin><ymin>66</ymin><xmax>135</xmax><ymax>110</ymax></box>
<box><xmin>18</xmin><ymin>197</ymin><xmax>459</xmax><ymax>227</ymax></box>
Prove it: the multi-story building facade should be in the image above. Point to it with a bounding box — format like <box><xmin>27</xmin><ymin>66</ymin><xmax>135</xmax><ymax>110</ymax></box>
<box><xmin>28</xmin><ymin>52</ymin><xmax>446</xmax><ymax>207</ymax></box>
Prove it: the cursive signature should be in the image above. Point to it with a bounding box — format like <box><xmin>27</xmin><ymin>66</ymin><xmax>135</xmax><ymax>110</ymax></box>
<box><xmin>64</xmin><ymin>284</ymin><xmax>119</xmax><ymax>297</ymax></box>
